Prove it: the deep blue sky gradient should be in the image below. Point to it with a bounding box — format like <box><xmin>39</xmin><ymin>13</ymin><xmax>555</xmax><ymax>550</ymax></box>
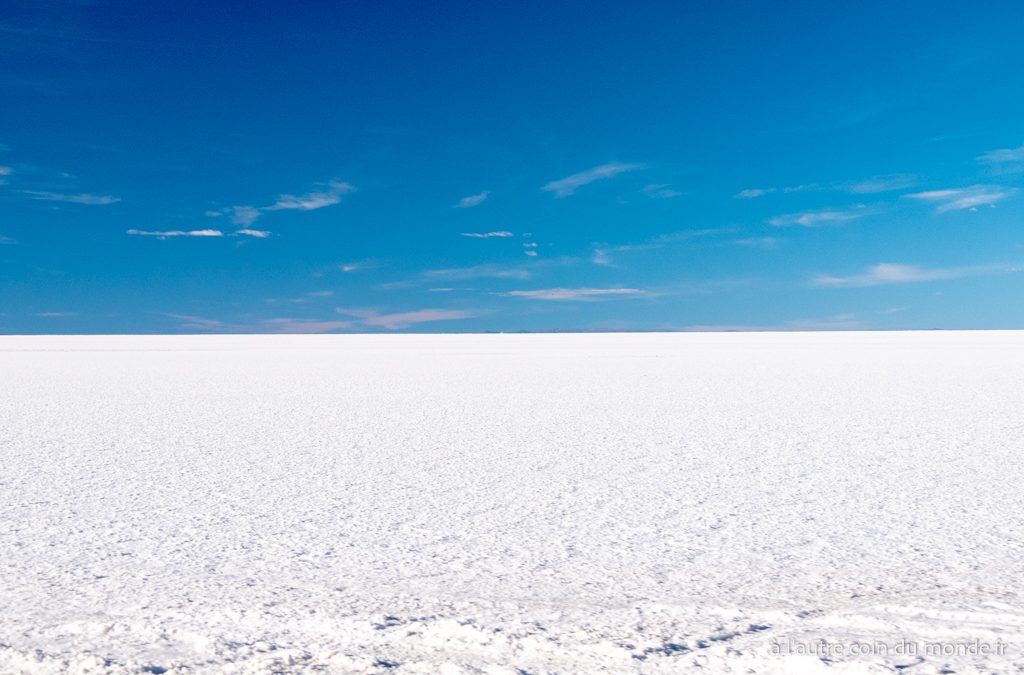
<box><xmin>2</xmin><ymin>1</ymin><xmax>1023</xmax><ymax>332</ymax></box>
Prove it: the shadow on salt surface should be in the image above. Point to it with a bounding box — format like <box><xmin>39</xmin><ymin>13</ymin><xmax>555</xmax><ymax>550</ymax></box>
<box><xmin>337</xmin><ymin>599</ymin><xmax>1022</xmax><ymax>674</ymax></box>
<box><xmin>2</xmin><ymin>595</ymin><xmax>1021</xmax><ymax>674</ymax></box>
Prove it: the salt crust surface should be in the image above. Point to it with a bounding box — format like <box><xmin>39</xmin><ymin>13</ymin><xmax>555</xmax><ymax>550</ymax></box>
<box><xmin>1</xmin><ymin>332</ymin><xmax>1022</xmax><ymax>673</ymax></box>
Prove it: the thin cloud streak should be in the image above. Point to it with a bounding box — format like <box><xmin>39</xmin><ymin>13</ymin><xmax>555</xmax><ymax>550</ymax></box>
<box><xmin>591</xmin><ymin>243</ymin><xmax>655</xmax><ymax>266</ymax></box>
<box><xmin>356</xmin><ymin>309</ymin><xmax>476</xmax><ymax>329</ymax></box>
<box><xmin>812</xmin><ymin>262</ymin><xmax>1019</xmax><ymax>287</ymax></box>
<box><xmin>229</xmin><ymin>205</ymin><xmax>261</xmax><ymax>226</ymax></box>
<box><xmin>455</xmin><ymin>191</ymin><xmax>489</xmax><ymax>208</ymax></box>
<box><xmin>263</xmin><ymin>318</ymin><xmax>355</xmax><ymax>334</ymax></box>
<box><xmin>163</xmin><ymin>313</ymin><xmax>226</xmax><ymax>330</ymax></box>
<box><xmin>211</xmin><ymin>180</ymin><xmax>355</xmax><ymax>227</ymax></box>
<box><xmin>687</xmin><ymin>313</ymin><xmax>864</xmax><ymax>331</ymax></box>
<box><xmin>592</xmin><ymin>228</ymin><xmax>732</xmax><ymax>266</ymax></box>
<box><xmin>127</xmin><ymin>229</ymin><xmax>224</xmax><ymax>238</ymax></box>
<box><xmin>739</xmin><ymin>176</ymin><xmax>913</xmax><ymax>199</ymax></box>
<box><xmin>977</xmin><ymin>144</ymin><xmax>1024</xmax><ymax>163</ymax></box>
<box><xmin>905</xmin><ymin>185</ymin><xmax>1013</xmax><ymax>212</ymax></box>
<box><xmin>423</xmin><ymin>264</ymin><xmax>531</xmax><ymax>280</ymax></box>
<box><xmin>340</xmin><ymin>260</ymin><xmax>377</xmax><ymax>273</ymax></box>
<box><xmin>769</xmin><ymin>207</ymin><xmax>866</xmax><ymax>227</ymax></box>
<box><xmin>736</xmin><ymin>236</ymin><xmax>779</xmax><ymax>248</ymax></box>
<box><xmin>642</xmin><ymin>183</ymin><xmax>682</xmax><ymax>199</ymax></box>
<box><xmin>735</xmin><ymin>188</ymin><xmax>775</xmax><ymax>198</ymax></box>
<box><xmin>846</xmin><ymin>174</ymin><xmax>917</xmax><ymax>194</ymax></box>
<box><xmin>263</xmin><ymin>307</ymin><xmax>476</xmax><ymax>333</ymax></box>
<box><xmin>542</xmin><ymin>162</ymin><xmax>643</xmax><ymax>197</ymax></box>
<box><xmin>265</xmin><ymin>180</ymin><xmax>354</xmax><ymax>212</ymax></box>
<box><xmin>461</xmin><ymin>231</ymin><xmax>513</xmax><ymax>238</ymax></box>
<box><xmin>502</xmin><ymin>287</ymin><xmax>647</xmax><ymax>301</ymax></box>
<box><xmin>23</xmin><ymin>190</ymin><xmax>120</xmax><ymax>205</ymax></box>
<box><xmin>265</xmin><ymin>291</ymin><xmax>335</xmax><ymax>305</ymax></box>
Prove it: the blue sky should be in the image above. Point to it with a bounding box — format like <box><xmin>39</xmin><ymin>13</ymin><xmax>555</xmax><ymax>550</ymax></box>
<box><xmin>2</xmin><ymin>1</ymin><xmax>1023</xmax><ymax>333</ymax></box>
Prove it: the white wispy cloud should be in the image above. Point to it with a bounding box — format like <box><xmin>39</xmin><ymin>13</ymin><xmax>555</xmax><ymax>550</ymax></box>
<box><xmin>686</xmin><ymin>313</ymin><xmax>864</xmax><ymax>331</ymax></box>
<box><xmin>455</xmin><ymin>191</ymin><xmax>490</xmax><ymax>208</ymax></box>
<box><xmin>846</xmin><ymin>174</ymin><xmax>917</xmax><ymax>194</ymax></box>
<box><xmin>23</xmin><ymin>190</ymin><xmax>120</xmax><ymax>205</ymax></box>
<box><xmin>374</xmin><ymin>280</ymin><xmax>419</xmax><ymax>290</ymax></box>
<box><xmin>739</xmin><ymin>176</ymin><xmax>913</xmax><ymax>199</ymax></box>
<box><xmin>350</xmin><ymin>308</ymin><xmax>476</xmax><ymax>329</ymax></box>
<box><xmin>229</xmin><ymin>205</ymin><xmax>262</xmax><ymax>226</ymax></box>
<box><xmin>977</xmin><ymin>144</ymin><xmax>1024</xmax><ymax>163</ymax></box>
<box><xmin>905</xmin><ymin>185</ymin><xmax>1013</xmax><ymax>212</ymax></box>
<box><xmin>0</xmin><ymin>234</ymin><xmax>15</xmax><ymax>245</ymax></box>
<box><xmin>737</xmin><ymin>183</ymin><xmax>823</xmax><ymax>196</ymax></box>
<box><xmin>36</xmin><ymin>311</ymin><xmax>77</xmax><ymax>318</ymax></box>
<box><xmin>131</xmin><ymin>226</ymin><xmax>268</xmax><ymax>239</ymax></box>
<box><xmin>127</xmin><ymin>229</ymin><xmax>224</xmax><ymax>238</ymax></box>
<box><xmin>735</xmin><ymin>187</ymin><xmax>775</xmax><ymax>199</ymax></box>
<box><xmin>643</xmin><ymin>183</ymin><xmax>682</xmax><ymax>199</ymax></box>
<box><xmin>684</xmin><ymin>324</ymin><xmax>772</xmax><ymax>332</ymax></box>
<box><xmin>265</xmin><ymin>290</ymin><xmax>335</xmax><ymax>305</ymax></box>
<box><xmin>206</xmin><ymin>206</ymin><xmax>260</xmax><ymax>225</ymax></box>
<box><xmin>332</xmin><ymin>307</ymin><xmax>377</xmax><ymax>319</ymax></box>
<box><xmin>263</xmin><ymin>318</ymin><xmax>355</xmax><ymax>334</ymax></box>
<box><xmin>591</xmin><ymin>243</ymin><xmax>651</xmax><ymax>266</ymax></box>
<box><xmin>266</xmin><ymin>180</ymin><xmax>355</xmax><ymax>211</ymax></box>
<box><xmin>235</xmin><ymin>228</ymin><xmax>271</xmax><ymax>238</ymax></box>
<box><xmin>210</xmin><ymin>180</ymin><xmax>355</xmax><ymax>227</ymax></box>
<box><xmin>522</xmin><ymin>242</ymin><xmax>538</xmax><ymax>257</ymax></box>
<box><xmin>769</xmin><ymin>206</ymin><xmax>866</xmax><ymax>227</ymax></box>
<box><xmin>339</xmin><ymin>259</ymin><xmax>377</xmax><ymax>273</ymax></box>
<box><xmin>786</xmin><ymin>313</ymin><xmax>864</xmax><ymax>330</ymax></box>
<box><xmin>0</xmin><ymin>166</ymin><xmax>12</xmax><ymax>176</ymax></box>
<box><xmin>782</xmin><ymin>184</ymin><xmax>821</xmax><ymax>193</ymax></box>
<box><xmin>591</xmin><ymin>228</ymin><xmax>731</xmax><ymax>266</ymax></box>
<box><xmin>423</xmin><ymin>264</ymin><xmax>531</xmax><ymax>280</ymax></box>
<box><xmin>163</xmin><ymin>313</ymin><xmax>226</xmax><ymax>330</ymax></box>
<box><xmin>812</xmin><ymin>262</ymin><xmax>1019</xmax><ymax>287</ymax></box>
<box><xmin>542</xmin><ymin>161</ymin><xmax>643</xmax><ymax>197</ymax></box>
<box><xmin>655</xmin><ymin>228</ymin><xmax>733</xmax><ymax>243</ymax></box>
<box><xmin>502</xmin><ymin>287</ymin><xmax>647</xmax><ymax>301</ymax></box>
<box><xmin>461</xmin><ymin>231</ymin><xmax>513</xmax><ymax>238</ymax></box>
<box><xmin>263</xmin><ymin>307</ymin><xmax>476</xmax><ymax>333</ymax></box>
<box><xmin>736</xmin><ymin>236</ymin><xmax>779</xmax><ymax>248</ymax></box>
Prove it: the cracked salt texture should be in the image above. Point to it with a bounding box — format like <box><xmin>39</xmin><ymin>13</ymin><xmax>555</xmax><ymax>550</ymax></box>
<box><xmin>1</xmin><ymin>332</ymin><xmax>1022</xmax><ymax>673</ymax></box>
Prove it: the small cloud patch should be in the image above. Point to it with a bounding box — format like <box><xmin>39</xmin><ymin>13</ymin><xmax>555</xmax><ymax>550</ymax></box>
<box><xmin>905</xmin><ymin>185</ymin><xmax>1013</xmax><ymax>212</ymax></box>
<box><xmin>23</xmin><ymin>191</ymin><xmax>120</xmax><ymax>205</ymax></box>
<box><xmin>542</xmin><ymin>162</ymin><xmax>643</xmax><ymax>197</ymax></box>
<box><xmin>461</xmin><ymin>231</ymin><xmax>513</xmax><ymax>238</ymax></box>
<box><xmin>127</xmin><ymin>229</ymin><xmax>224</xmax><ymax>238</ymax></box>
<box><xmin>455</xmin><ymin>191</ymin><xmax>490</xmax><ymax>208</ymax></box>
<box><xmin>502</xmin><ymin>287</ymin><xmax>647</xmax><ymax>301</ymax></box>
